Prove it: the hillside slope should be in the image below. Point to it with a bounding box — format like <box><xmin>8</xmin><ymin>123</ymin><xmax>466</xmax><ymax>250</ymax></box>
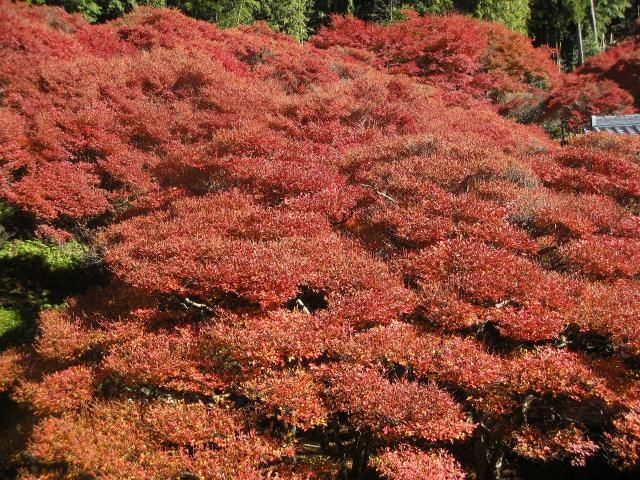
<box><xmin>1</xmin><ymin>2</ymin><xmax>640</xmax><ymax>479</ymax></box>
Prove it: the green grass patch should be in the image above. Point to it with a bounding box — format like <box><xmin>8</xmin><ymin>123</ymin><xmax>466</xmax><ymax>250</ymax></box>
<box><xmin>0</xmin><ymin>239</ymin><xmax>91</xmax><ymax>271</ymax></box>
<box><xmin>0</xmin><ymin>237</ymin><xmax>105</xmax><ymax>350</ymax></box>
<box><xmin>0</xmin><ymin>308</ymin><xmax>23</xmax><ymax>338</ymax></box>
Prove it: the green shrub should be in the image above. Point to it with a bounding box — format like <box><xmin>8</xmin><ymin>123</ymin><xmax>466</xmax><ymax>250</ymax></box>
<box><xmin>0</xmin><ymin>239</ymin><xmax>91</xmax><ymax>272</ymax></box>
<box><xmin>0</xmin><ymin>308</ymin><xmax>23</xmax><ymax>338</ymax></box>
<box><xmin>0</xmin><ymin>238</ymin><xmax>104</xmax><ymax>349</ymax></box>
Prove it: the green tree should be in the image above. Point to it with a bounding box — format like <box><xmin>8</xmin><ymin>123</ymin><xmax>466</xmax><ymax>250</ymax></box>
<box><xmin>167</xmin><ymin>0</ymin><xmax>221</xmax><ymax>22</ymax></box>
<box><xmin>30</xmin><ymin>0</ymin><xmax>101</xmax><ymax>22</ymax></box>
<box><xmin>579</xmin><ymin>0</ymin><xmax>629</xmax><ymax>56</ymax></box>
<box><xmin>567</xmin><ymin>0</ymin><xmax>589</xmax><ymax>64</ymax></box>
<box><xmin>529</xmin><ymin>0</ymin><xmax>584</xmax><ymax>68</ymax></box>
<box><xmin>370</xmin><ymin>0</ymin><xmax>398</xmax><ymax>22</ymax></box>
<box><xmin>169</xmin><ymin>0</ymin><xmax>312</xmax><ymax>39</ymax></box>
<box><xmin>403</xmin><ymin>0</ymin><xmax>455</xmax><ymax>14</ymax></box>
<box><xmin>594</xmin><ymin>0</ymin><xmax>632</xmax><ymax>36</ymax></box>
<box><xmin>473</xmin><ymin>0</ymin><xmax>531</xmax><ymax>33</ymax></box>
<box><xmin>260</xmin><ymin>0</ymin><xmax>314</xmax><ymax>40</ymax></box>
<box><xmin>31</xmin><ymin>0</ymin><xmax>165</xmax><ymax>22</ymax></box>
<box><xmin>529</xmin><ymin>0</ymin><xmax>630</xmax><ymax>67</ymax></box>
<box><xmin>167</xmin><ymin>0</ymin><xmax>261</xmax><ymax>25</ymax></box>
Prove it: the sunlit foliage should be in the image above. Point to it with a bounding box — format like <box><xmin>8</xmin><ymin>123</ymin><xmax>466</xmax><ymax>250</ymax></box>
<box><xmin>0</xmin><ymin>2</ymin><xmax>639</xmax><ymax>478</ymax></box>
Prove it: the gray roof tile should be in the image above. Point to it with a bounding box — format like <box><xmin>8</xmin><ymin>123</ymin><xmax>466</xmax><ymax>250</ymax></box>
<box><xmin>590</xmin><ymin>115</ymin><xmax>640</xmax><ymax>135</ymax></box>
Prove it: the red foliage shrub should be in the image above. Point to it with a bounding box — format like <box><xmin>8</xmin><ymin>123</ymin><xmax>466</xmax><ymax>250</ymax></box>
<box><xmin>534</xmin><ymin>138</ymin><xmax>640</xmax><ymax>203</ymax></box>
<box><xmin>15</xmin><ymin>366</ymin><xmax>94</xmax><ymax>415</ymax></box>
<box><xmin>508</xmin><ymin>347</ymin><xmax>614</xmax><ymax>402</ymax></box>
<box><xmin>312</xmin><ymin>13</ymin><xmax>560</xmax><ymax>114</ymax></box>
<box><xmin>606</xmin><ymin>398</ymin><xmax>640</xmax><ymax>470</ymax></box>
<box><xmin>6</xmin><ymin>161</ymin><xmax>111</xmax><ymax>221</ymax></box>
<box><xmin>397</xmin><ymin>239</ymin><xmax>571</xmax><ymax>340</ymax></box>
<box><xmin>524</xmin><ymin>191</ymin><xmax>624</xmax><ymax>238</ymax></box>
<box><xmin>0</xmin><ymin>1</ymin><xmax>85</xmax><ymax>65</ymax></box>
<box><xmin>36</xmin><ymin>309</ymin><xmax>100</xmax><ymax>363</ymax></box>
<box><xmin>371</xmin><ymin>189</ymin><xmax>537</xmax><ymax>252</ymax></box>
<box><xmin>545</xmin><ymin>75</ymin><xmax>635</xmax><ymax>130</ymax></box>
<box><xmin>101</xmin><ymin>193</ymin><xmax>414</xmax><ymax>327</ymax></box>
<box><xmin>0</xmin><ymin>349</ymin><xmax>23</xmax><ymax>392</ymax></box>
<box><xmin>0</xmin><ymin>110</ymin><xmax>29</xmax><ymax>186</ymax></box>
<box><xmin>202</xmin><ymin>310</ymin><xmax>352</xmax><ymax>372</ymax></box>
<box><xmin>2</xmin><ymin>2</ymin><xmax>640</xmax><ymax>477</ymax></box>
<box><xmin>338</xmin><ymin>322</ymin><xmax>504</xmax><ymax>389</ymax></box>
<box><xmin>545</xmin><ymin>36</ymin><xmax>640</xmax><ymax>129</ymax></box>
<box><xmin>28</xmin><ymin>400</ymin><xmax>280</xmax><ymax>479</ymax></box>
<box><xmin>28</xmin><ymin>401</ymin><xmax>170</xmax><ymax>478</ymax></box>
<box><xmin>242</xmin><ymin>369</ymin><xmax>329</xmax><ymax>430</ymax></box>
<box><xmin>325</xmin><ymin>364</ymin><xmax>474</xmax><ymax>442</ymax></box>
<box><xmin>402</xmin><ymin>240</ymin><xmax>555</xmax><ymax>305</ymax></box>
<box><xmin>143</xmin><ymin>401</ymin><xmax>241</xmax><ymax>448</ymax></box>
<box><xmin>101</xmin><ymin>325</ymin><xmax>222</xmax><ymax>392</ymax></box>
<box><xmin>512</xmin><ymin>424</ymin><xmax>599</xmax><ymax>467</ymax></box>
<box><xmin>560</xmin><ymin>236</ymin><xmax>640</xmax><ymax>279</ymax></box>
<box><xmin>582</xmin><ymin>35</ymin><xmax>640</xmax><ymax>101</ymax></box>
<box><xmin>374</xmin><ymin>445</ymin><xmax>467</xmax><ymax>480</ymax></box>
<box><xmin>570</xmin><ymin>280</ymin><xmax>640</xmax><ymax>355</ymax></box>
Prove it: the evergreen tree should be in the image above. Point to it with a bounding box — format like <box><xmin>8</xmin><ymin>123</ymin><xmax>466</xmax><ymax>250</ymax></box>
<box><xmin>31</xmin><ymin>0</ymin><xmax>165</xmax><ymax>22</ymax></box>
<box><xmin>595</xmin><ymin>0</ymin><xmax>632</xmax><ymax>35</ymax></box>
<box><xmin>473</xmin><ymin>0</ymin><xmax>531</xmax><ymax>33</ymax></box>
<box><xmin>260</xmin><ymin>0</ymin><xmax>313</xmax><ymax>40</ymax></box>
<box><xmin>407</xmin><ymin>0</ymin><xmax>455</xmax><ymax>14</ymax></box>
<box><xmin>529</xmin><ymin>0</ymin><xmax>581</xmax><ymax>67</ymax></box>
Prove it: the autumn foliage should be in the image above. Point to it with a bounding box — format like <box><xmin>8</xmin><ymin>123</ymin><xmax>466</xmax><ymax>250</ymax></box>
<box><xmin>1</xmin><ymin>1</ymin><xmax>640</xmax><ymax>479</ymax></box>
<box><xmin>545</xmin><ymin>35</ymin><xmax>640</xmax><ymax>129</ymax></box>
<box><xmin>312</xmin><ymin>12</ymin><xmax>561</xmax><ymax>119</ymax></box>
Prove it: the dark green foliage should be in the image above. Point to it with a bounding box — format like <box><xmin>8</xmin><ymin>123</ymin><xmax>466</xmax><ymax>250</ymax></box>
<box><xmin>258</xmin><ymin>0</ymin><xmax>314</xmax><ymax>40</ymax></box>
<box><xmin>529</xmin><ymin>0</ymin><xmax>632</xmax><ymax>69</ymax></box>
<box><xmin>30</xmin><ymin>0</ymin><xmax>165</xmax><ymax>22</ymax></box>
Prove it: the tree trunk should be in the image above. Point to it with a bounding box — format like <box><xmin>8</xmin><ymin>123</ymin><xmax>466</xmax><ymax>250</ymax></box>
<box><xmin>589</xmin><ymin>0</ymin><xmax>600</xmax><ymax>51</ymax></box>
<box><xmin>349</xmin><ymin>432</ymin><xmax>371</xmax><ymax>480</ymax></box>
<box><xmin>472</xmin><ymin>430</ymin><xmax>491</xmax><ymax>480</ymax></box>
<box><xmin>235</xmin><ymin>0</ymin><xmax>245</xmax><ymax>27</ymax></box>
<box><xmin>577</xmin><ymin>22</ymin><xmax>585</xmax><ymax>67</ymax></box>
<box><xmin>555</xmin><ymin>28</ymin><xmax>562</xmax><ymax>71</ymax></box>
<box><xmin>589</xmin><ymin>0</ymin><xmax>598</xmax><ymax>42</ymax></box>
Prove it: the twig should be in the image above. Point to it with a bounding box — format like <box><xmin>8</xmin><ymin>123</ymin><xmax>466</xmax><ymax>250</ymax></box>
<box><xmin>359</xmin><ymin>183</ymin><xmax>396</xmax><ymax>203</ymax></box>
<box><xmin>296</xmin><ymin>299</ymin><xmax>311</xmax><ymax>315</ymax></box>
<box><xmin>182</xmin><ymin>297</ymin><xmax>214</xmax><ymax>313</ymax></box>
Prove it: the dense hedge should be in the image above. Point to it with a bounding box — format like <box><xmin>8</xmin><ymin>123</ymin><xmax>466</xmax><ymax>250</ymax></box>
<box><xmin>0</xmin><ymin>2</ymin><xmax>639</xmax><ymax>479</ymax></box>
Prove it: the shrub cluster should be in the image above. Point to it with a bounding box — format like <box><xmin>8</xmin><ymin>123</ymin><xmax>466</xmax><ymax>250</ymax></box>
<box><xmin>0</xmin><ymin>2</ymin><xmax>639</xmax><ymax>479</ymax></box>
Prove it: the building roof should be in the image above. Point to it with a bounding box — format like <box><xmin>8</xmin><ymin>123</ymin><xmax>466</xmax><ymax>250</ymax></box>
<box><xmin>590</xmin><ymin>114</ymin><xmax>640</xmax><ymax>135</ymax></box>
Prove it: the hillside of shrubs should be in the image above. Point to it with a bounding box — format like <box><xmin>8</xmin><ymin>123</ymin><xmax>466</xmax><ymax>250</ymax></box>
<box><xmin>0</xmin><ymin>1</ymin><xmax>639</xmax><ymax>479</ymax></box>
<box><xmin>546</xmin><ymin>34</ymin><xmax>640</xmax><ymax>129</ymax></box>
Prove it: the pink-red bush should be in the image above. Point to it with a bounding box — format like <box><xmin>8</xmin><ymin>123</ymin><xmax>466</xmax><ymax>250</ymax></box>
<box><xmin>2</xmin><ymin>2</ymin><xmax>640</xmax><ymax>478</ymax></box>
